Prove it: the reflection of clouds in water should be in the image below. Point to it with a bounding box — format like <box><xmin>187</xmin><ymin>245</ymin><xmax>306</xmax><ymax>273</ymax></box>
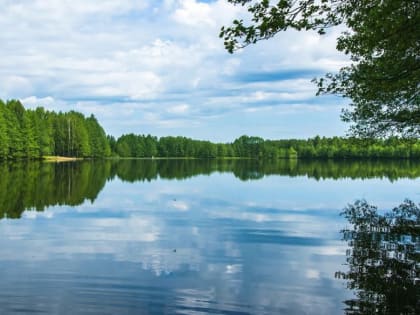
<box><xmin>170</xmin><ymin>200</ymin><xmax>190</xmax><ymax>211</ymax></box>
<box><xmin>78</xmin><ymin>216</ymin><xmax>159</xmax><ymax>242</ymax></box>
<box><xmin>211</xmin><ymin>210</ymin><xmax>271</xmax><ymax>222</ymax></box>
<box><xmin>8</xmin><ymin>173</ymin><xmax>413</xmax><ymax>314</ymax></box>
<box><xmin>22</xmin><ymin>210</ymin><xmax>55</xmax><ymax>219</ymax></box>
<box><xmin>306</xmin><ymin>269</ymin><xmax>320</xmax><ymax>279</ymax></box>
<box><xmin>192</xmin><ymin>226</ymin><xmax>199</xmax><ymax>236</ymax></box>
<box><xmin>224</xmin><ymin>242</ymin><xmax>241</xmax><ymax>258</ymax></box>
<box><xmin>175</xmin><ymin>288</ymin><xmax>217</xmax><ymax>311</ymax></box>
<box><xmin>226</xmin><ymin>264</ymin><xmax>242</xmax><ymax>274</ymax></box>
<box><xmin>0</xmin><ymin>163</ymin><xmax>418</xmax><ymax>314</ymax></box>
<box><xmin>0</xmin><ymin>190</ymin><xmax>346</xmax><ymax>281</ymax></box>
<box><xmin>138</xmin><ymin>249</ymin><xmax>201</xmax><ymax>276</ymax></box>
<box><xmin>315</xmin><ymin>243</ymin><xmax>347</xmax><ymax>256</ymax></box>
<box><xmin>205</xmin><ymin>202</ymin><xmax>344</xmax><ymax>243</ymax></box>
<box><xmin>0</xmin><ymin>214</ymin><xmax>159</xmax><ymax>260</ymax></box>
<box><xmin>0</xmin><ymin>210</ymin><xmax>210</xmax><ymax>276</ymax></box>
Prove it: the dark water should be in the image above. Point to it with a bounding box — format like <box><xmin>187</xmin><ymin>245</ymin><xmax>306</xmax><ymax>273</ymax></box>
<box><xmin>0</xmin><ymin>159</ymin><xmax>418</xmax><ymax>314</ymax></box>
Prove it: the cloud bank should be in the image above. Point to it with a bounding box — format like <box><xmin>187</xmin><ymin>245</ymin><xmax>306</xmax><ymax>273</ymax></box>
<box><xmin>0</xmin><ymin>0</ymin><xmax>349</xmax><ymax>141</ymax></box>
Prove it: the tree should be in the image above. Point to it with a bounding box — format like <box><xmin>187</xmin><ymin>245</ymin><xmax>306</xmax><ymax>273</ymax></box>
<box><xmin>0</xmin><ymin>100</ymin><xmax>10</xmax><ymax>159</ymax></box>
<box><xmin>22</xmin><ymin>110</ymin><xmax>40</xmax><ymax>158</ymax></box>
<box><xmin>144</xmin><ymin>135</ymin><xmax>158</xmax><ymax>157</ymax></box>
<box><xmin>5</xmin><ymin>100</ymin><xmax>26</xmax><ymax>158</ymax></box>
<box><xmin>69</xmin><ymin>112</ymin><xmax>91</xmax><ymax>157</ymax></box>
<box><xmin>220</xmin><ymin>0</ymin><xmax>420</xmax><ymax>138</ymax></box>
<box><xmin>86</xmin><ymin>114</ymin><xmax>111</xmax><ymax>157</ymax></box>
<box><xmin>0</xmin><ymin>99</ymin><xmax>115</xmax><ymax>159</ymax></box>
<box><xmin>107</xmin><ymin>135</ymin><xmax>117</xmax><ymax>156</ymax></box>
<box><xmin>33</xmin><ymin>107</ymin><xmax>54</xmax><ymax>156</ymax></box>
<box><xmin>116</xmin><ymin>141</ymin><xmax>131</xmax><ymax>157</ymax></box>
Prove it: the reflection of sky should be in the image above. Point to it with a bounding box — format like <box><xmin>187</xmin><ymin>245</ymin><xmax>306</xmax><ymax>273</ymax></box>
<box><xmin>0</xmin><ymin>173</ymin><xmax>419</xmax><ymax>314</ymax></box>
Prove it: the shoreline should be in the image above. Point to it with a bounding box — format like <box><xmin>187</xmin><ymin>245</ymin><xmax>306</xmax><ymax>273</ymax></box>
<box><xmin>43</xmin><ymin>156</ymin><xmax>83</xmax><ymax>162</ymax></box>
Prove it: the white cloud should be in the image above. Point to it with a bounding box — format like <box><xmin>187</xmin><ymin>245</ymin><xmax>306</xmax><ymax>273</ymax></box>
<box><xmin>21</xmin><ymin>96</ymin><xmax>55</xmax><ymax>107</ymax></box>
<box><xmin>167</xmin><ymin>104</ymin><xmax>190</xmax><ymax>114</ymax></box>
<box><xmin>84</xmin><ymin>71</ymin><xmax>163</xmax><ymax>100</ymax></box>
<box><xmin>173</xmin><ymin>0</ymin><xmax>215</xmax><ymax>27</ymax></box>
<box><xmin>1</xmin><ymin>75</ymin><xmax>33</xmax><ymax>98</ymax></box>
<box><xmin>173</xmin><ymin>0</ymin><xmax>242</xmax><ymax>28</ymax></box>
<box><xmin>0</xmin><ymin>0</ymin><xmax>350</xmax><ymax>139</ymax></box>
<box><xmin>6</xmin><ymin>0</ymin><xmax>150</xmax><ymax>20</ymax></box>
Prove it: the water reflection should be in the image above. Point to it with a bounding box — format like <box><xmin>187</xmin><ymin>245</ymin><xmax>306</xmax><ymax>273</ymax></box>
<box><xmin>1</xmin><ymin>159</ymin><xmax>420</xmax><ymax>219</ymax></box>
<box><xmin>0</xmin><ymin>161</ymin><xmax>110</xmax><ymax>218</ymax></box>
<box><xmin>337</xmin><ymin>200</ymin><xmax>420</xmax><ymax>314</ymax></box>
<box><xmin>113</xmin><ymin>159</ymin><xmax>420</xmax><ymax>182</ymax></box>
<box><xmin>0</xmin><ymin>159</ymin><xmax>419</xmax><ymax>314</ymax></box>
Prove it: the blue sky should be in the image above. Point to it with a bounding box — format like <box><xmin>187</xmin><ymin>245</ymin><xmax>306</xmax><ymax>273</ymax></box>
<box><xmin>0</xmin><ymin>0</ymin><xmax>350</xmax><ymax>142</ymax></box>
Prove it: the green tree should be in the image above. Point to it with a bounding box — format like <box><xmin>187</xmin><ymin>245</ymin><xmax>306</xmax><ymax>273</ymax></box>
<box><xmin>86</xmin><ymin>114</ymin><xmax>111</xmax><ymax>157</ymax></box>
<box><xmin>116</xmin><ymin>139</ymin><xmax>131</xmax><ymax>157</ymax></box>
<box><xmin>221</xmin><ymin>0</ymin><xmax>420</xmax><ymax>137</ymax></box>
<box><xmin>22</xmin><ymin>110</ymin><xmax>40</xmax><ymax>158</ymax></box>
<box><xmin>33</xmin><ymin>107</ymin><xmax>54</xmax><ymax>156</ymax></box>
<box><xmin>0</xmin><ymin>100</ymin><xmax>10</xmax><ymax>159</ymax></box>
<box><xmin>144</xmin><ymin>135</ymin><xmax>158</xmax><ymax>157</ymax></box>
<box><xmin>0</xmin><ymin>99</ymin><xmax>115</xmax><ymax>159</ymax></box>
<box><xmin>107</xmin><ymin>135</ymin><xmax>117</xmax><ymax>156</ymax></box>
<box><xmin>5</xmin><ymin>100</ymin><xmax>26</xmax><ymax>158</ymax></box>
<box><xmin>69</xmin><ymin>112</ymin><xmax>91</xmax><ymax>157</ymax></box>
<box><xmin>53</xmin><ymin>112</ymin><xmax>68</xmax><ymax>156</ymax></box>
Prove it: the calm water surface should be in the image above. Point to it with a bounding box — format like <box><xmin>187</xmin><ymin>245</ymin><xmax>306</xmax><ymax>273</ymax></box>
<box><xmin>0</xmin><ymin>160</ymin><xmax>419</xmax><ymax>314</ymax></box>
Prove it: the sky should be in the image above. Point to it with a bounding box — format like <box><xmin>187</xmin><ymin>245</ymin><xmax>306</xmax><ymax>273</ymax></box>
<box><xmin>0</xmin><ymin>0</ymin><xmax>350</xmax><ymax>142</ymax></box>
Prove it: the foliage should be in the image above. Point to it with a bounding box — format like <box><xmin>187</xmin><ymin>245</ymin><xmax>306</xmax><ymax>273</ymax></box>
<box><xmin>337</xmin><ymin>199</ymin><xmax>420</xmax><ymax>314</ymax></box>
<box><xmin>220</xmin><ymin>0</ymin><xmax>420</xmax><ymax>138</ymax></box>
<box><xmin>112</xmin><ymin>134</ymin><xmax>420</xmax><ymax>160</ymax></box>
<box><xmin>0</xmin><ymin>99</ymin><xmax>111</xmax><ymax>160</ymax></box>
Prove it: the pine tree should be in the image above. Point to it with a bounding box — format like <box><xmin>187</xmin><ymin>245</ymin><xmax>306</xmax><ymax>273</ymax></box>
<box><xmin>0</xmin><ymin>100</ymin><xmax>9</xmax><ymax>159</ymax></box>
<box><xmin>5</xmin><ymin>100</ymin><xmax>25</xmax><ymax>158</ymax></box>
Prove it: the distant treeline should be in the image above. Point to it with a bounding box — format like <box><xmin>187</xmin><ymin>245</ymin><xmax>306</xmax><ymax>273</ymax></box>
<box><xmin>1</xmin><ymin>99</ymin><xmax>420</xmax><ymax>160</ymax></box>
<box><xmin>0</xmin><ymin>99</ymin><xmax>110</xmax><ymax>159</ymax></box>
<box><xmin>109</xmin><ymin>134</ymin><xmax>420</xmax><ymax>160</ymax></box>
<box><xmin>2</xmin><ymin>159</ymin><xmax>420</xmax><ymax>219</ymax></box>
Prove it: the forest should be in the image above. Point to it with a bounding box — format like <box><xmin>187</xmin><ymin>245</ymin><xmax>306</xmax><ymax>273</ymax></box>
<box><xmin>0</xmin><ymin>99</ymin><xmax>111</xmax><ymax>159</ymax></box>
<box><xmin>111</xmin><ymin>134</ymin><xmax>420</xmax><ymax>160</ymax></box>
<box><xmin>1</xmin><ymin>99</ymin><xmax>420</xmax><ymax>160</ymax></box>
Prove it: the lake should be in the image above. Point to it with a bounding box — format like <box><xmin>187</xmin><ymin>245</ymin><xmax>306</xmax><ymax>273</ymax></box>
<box><xmin>0</xmin><ymin>159</ymin><xmax>419</xmax><ymax>314</ymax></box>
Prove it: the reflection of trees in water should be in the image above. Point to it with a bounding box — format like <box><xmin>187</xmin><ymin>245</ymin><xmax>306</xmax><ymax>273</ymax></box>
<box><xmin>0</xmin><ymin>161</ymin><xmax>110</xmax><ymax>219</ymax></box>
<box><xmin>256</xmin><ymin>159</ymin><xmax>420</xmax><ymax>181</ymax></box>
<box><xmin>337</xmin><ymin>200</ymin><xmax>420</xmax><ymax>314</ymax></box>
<box><xmin>113</xmin><ymin>159</ymin><xmax>420</xmax><ymax>182</ymax></box>
<box><xmin>1</xmin><ymin>159</ymin><xmax>420</xmax><ymax>219</ymax></box>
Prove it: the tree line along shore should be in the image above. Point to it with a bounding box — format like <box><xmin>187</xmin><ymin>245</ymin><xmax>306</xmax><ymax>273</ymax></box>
<box><xmin>1</xmin><ymin>99</ymin><xmax>420</xmax><ymax>161</ymax></box>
